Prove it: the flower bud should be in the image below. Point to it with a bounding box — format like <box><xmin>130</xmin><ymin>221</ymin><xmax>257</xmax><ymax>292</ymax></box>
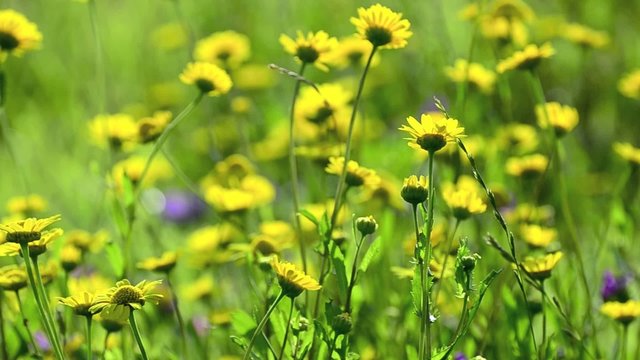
<box><xmin>356</xmin><ymin>216</ymin><xmax>378</xmax><ymax>236</ymax></box>
<box><xmin>401</xmin><ymin>175</ymin><xmax>428</xmax><ymax>205</ymax></box>
<box><xmin>331</xmin><ymin>312</ymin><xmax>353</xmax><ymax>335</ymax></box>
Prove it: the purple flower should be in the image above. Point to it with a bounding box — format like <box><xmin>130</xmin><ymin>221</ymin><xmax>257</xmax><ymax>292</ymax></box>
<box><xmin>192</xmin><ymin>315</ymin><xmax>211</xmax><ymax>337</ymax></box>
<box><xmin>162</xmin><ymin>190</ymin><xmax>206</xmax><ymax>223</ymax></box>
<box><xmin>34</xmin><ymin>331</ymin><xmax>51</xmax><ymax>352</ymax></box>
<box><xmin>454</xmin><ymin>352</ymin><xmax>468</xmax><ymax>360</ymax></box>
<box><xmin>601</xmin><ymin>271</ymin><xmax>630</xmax><ymax>302</ymax></box>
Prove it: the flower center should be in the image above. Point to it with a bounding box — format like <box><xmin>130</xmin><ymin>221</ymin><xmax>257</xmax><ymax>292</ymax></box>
<box><xmin>307</xmin><ymin>106</ymin><xmax>333</xmax><ymax>124</ymax></box>
<box><xmin>6</xmin><ymin>231</ymin><xmax>41</xmax><ymax>244</ymax></box>
<box><xmin>112</xmin><ymin>285</ymin><xmax>144</xmax><ymax>305</ymax></box>
<box><xmin>417</xmin><ymin>134</ymin><xmax>447</xmax><ymax>153</ymax></box>
<box><xmin>296</xmin><ymin>46</ymin><xmax>319</xmax><ymax>64</ymax></box>
<box><xmin>0</xmin><ymin>31</ymin><xmax>19</xmax><ymax>52</ymax></box>
<box><xmin>195</xmin><ymin>78</ymin><xmax>216</xmax><ymax>94</ymax></box>
<box><xmin>365</xmin><ymin>27</ymin><xmax>392</xmax><ymax>47</ymax></box>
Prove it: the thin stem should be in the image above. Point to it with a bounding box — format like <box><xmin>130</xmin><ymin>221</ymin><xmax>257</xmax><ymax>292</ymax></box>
<box><xmin>15</xmin><ymin>290</ymin><xmax>39</xmax><ymax>357</ymax></box>
<box><xmin>345</xmin><ymin>233</ymin><xmax>366</xmax><ymax>313</ymax></box>
<box><xmin>541</xmin><ymin>281</ymin><xmax>547</xmax><ymax>358</ymax></box>
<box><xmin>129</xmin><ymin>311</ymin><xmax>149</xmax><ymax>360</ymax></box>
<box><xmin>434</xmin><ymin>218</ymin><xmax>460</xmax><ymax>304</ymax></box>
<box><xmin>33</xmin><ymin>257</ymin><xmax>64</xmax><ymax>355</ymax></box>
<box><xmin>413</xmin><ymin>204</ymin><xmax>425</xmax><ymax>360</ymax></box>
<box><xmin>621</xmin><ymin>324</ymin><xmax>628</xmax><ymax>360</ymax></box>
<box><xmin>20</xmin><ymin>245</ymin><xmax>65</xmax><ymax>360</ymax></box>
<box><xmin>85</xmin><ymin>316</ymin><xmax>93</xmax><ymax>360</ymax></box>
<box><xmin>288</xmin><ymin>62</ymin><xmax>308</xmax><ymax>275</ymax></box>
<box><xmin>170</xmin><ymin>0</ymin><xmax>196</xmax><ymax>60</ymax></box>
<box><xmin>327</xmin><ymin>333</ymin><xmax>339</xmax><ymax>359</ymax></box>
<box><xmin>167</xmin><ymin>276</ymin><xmax>188</xmax><ymax>359</ymax></box>
<box><xmin>422</xmin><ymin>152</ymin><xmax>436</xmax><ymax>360</ymax></box>
<box><xmin>243</xmin><ymin>291</ymin><xmax>285</xmax><ymax>360</ymax></box>
<box><xmin>101</xmin><ymin>331</ymin><xmax>110</xmax><ymax>360</ymax></box>
<box><xmin>277</xmin><ymin>299</ymin><xmax>295</xmax><ymax>360</ymax></box>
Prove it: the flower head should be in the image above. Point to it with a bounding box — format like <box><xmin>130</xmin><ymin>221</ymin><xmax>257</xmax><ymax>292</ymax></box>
<box><xmin>562</xmin><ymin>23</ymin><xmax>609</xmax><ymax>48</ymax></box>
<box><xmin>613</xmin><ymin>142</ymin><xmax>640</xmax><ymax>164</ymax></box>
<box><xmin>194</xmin><ymin>30</ymin><xmax>250</xmax><ymax>68</ymax></box>
<box><xmin>519</xmin><ymin>224</ymin><xmax>556</xmax><ymax>248</ymax></box>
<box><xmin>295</xmin><ymin>83</ymin><xmax>352</xmax><ymax>125</ymax></box>
<box><xmin>350</xmin><ymin>4</ymin><xmax>412</xmax><ymax>49</ymax></box>
<box><xmin>279</xmin><ymin>31</ymin><xmax>337</xmax><ymax>71</ymax></box>
<box><xmin>271</xmin><ymin>256</ymin><xmax>321</xmax><ymax>298</ymax></box>
<box><xmin>618</xmin><ymin>69</ymin><xmax>640</xmax><ymax>100</ymax></box>
<box><xmin>0</xmin><ymin>9</ymin><xmax>42</xmax><ymax>60</ymax></box>
<box><xmin>329</xmin><ymin>36</ymin><xmax>379</xmax><ymax>68</ymax></box>
<box><xmin>445</xmin><ymin>59</ymin><xmax>496</xmax><ymax>94</ymax></box>
<box><xmin>401</xmin><ymin>175</ymin><xmax>429</xmax><ymax>205</ymax></box>
<box><xmin>179</xmin><ymin>62</ymin><xmax>232</xmax><ymax>96</ymax></box>
<box><xmin>6</xmin><ymin>194</ymin><xmax>47</xmax><ymax>216</ymax></box>
<box><xmin>535</xmin><ymin>102</ymin><xmax>579</xmax><ymax>136</ymax></box>
<box><xmin>505</xmin><ymin>154</ymin><xmax>548</xmax><ymax>178</ymax></box>
<box><xmin>88</xmin><ymin>113</ymin><xmax>138</xmax><ymax>151</ymax></box>
<box><xmin>442</xmin><ymin>176</ymin><xmax>486</xmax><ymax>220</ymax></box>
<box><xmin>0</xmin><ymin>214</ymin><xmax>61</xmax><ymax>245</ymax></box>
<box><xmin>137</xmin><ymin>251</ymin><xmax>178</xmax><ymax>273</ymax></box>
<box><xmin>325</xmin><ymin>157</ymin><xmax>380</xmax><ymax>188</ymax></box>
<box><xmin>137</xmin><ymin>111</ymin><xmax>172</xmax><ymax>143</ymax></box>
<box><xmin>399</xmin><ymin>113</ymin><xmax>465</xmax><ymax>153</ymax></box>
<box><xmin>0</xmin><ymin>228</ymin><xmax>63</xmax><ymax>257</ymax></box>
<box><xmin>0</xmin><ymin>264</ymin><xmax>28</xmax><ymax>291</ymax></box>
<box><xmin>90</xmin><ymin>279</ymin><xmax>163</xmax><ymax>320</ymax></box>
<box><xmin>601</xmin><ymin>271</ymin><xmax>631</xmax><ymax>303</ymax></box>
<box><xmin>497</xmin><ymin>43</ymin><xmax>555</xmax><ymax>73</ymax></box>
<box><xmin>600</xmin><ymin>301</ymin><xmax>640</xmax><ymax>325</ymax></box>
<box><xmin>58</xmin><ymin>292</ymin><xmax>101</xmax><ymax>317</ymax></box>
<box><xmin>521</xmin><ymin>251</ymin><xmax>563</xmax><ymax>281</ymax></box>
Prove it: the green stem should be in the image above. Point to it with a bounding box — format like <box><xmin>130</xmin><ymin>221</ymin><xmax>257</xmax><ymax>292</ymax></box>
<box><xmin>85</xmin><ymin>316</ymin><xmax>93</xmax><ymax>360</ymax></box>
<box><xmin>20</xmin><ymin>245</ymin><xmax>65</xmax><ymax>360</ymax></box>
<box><xmin>129</xmin><ymin>311</ymin><xmax>149</xmax><ymax>360</ymax></box>
<box><xmin>33</xmin><ymin>257</ymin><xmax>64</xmax><ymax>354</ymax></box>
<box><xmin>288</xmin><ymin>62</ymin><xmax>308</xmax><ymax>275</ymax></box>
<box><xmin>413</xmin><ymin>204</ymin><xmax>426</xmax><ymax>360</ymax></box>
<box><xmin>277</xmin><ymin>299</ymin><xmax>295</xmax><ymax>360</ymax></box>
<box><xmin>434</xmin><ymin>218</ymin><xmax>460</xmax><ymax>304</ymax></box>
<box><xmin>167</xmin><ymin>276</ymin><xmax>188</xmax><ymax>359</ymax></box>
<box><xmin>101</xmin><ymin>332</ymin><xmax>110</xmax><ymax>360</ymax></box>
<box><xmin>327</xmin><ymin>333</ymin><xmax>339</xmax><ymax>359</ymax></box>
<box><xmin>422</xmin><ymin>152</ymin><xmax>436</xmax><ymax>360</ymax></box>
<box><xmin>621</xmin><ymin>324</ymin><xmax>628</xmax><ymax>360</ymax></box>
<box><xmin>0</xmin><ymin>294</ymin><xmax>7</xmax><ymax>360</ymax></box>
<box><xmin>541</xmin><ymin>281</ymin><xmax>546</xmax><ymax>359</ymax></box>
<box><xmin>15</xmin><ymin>290</ymin><xmax>39</xmax><ymax>357</ymax></box>
<box><xmin>170</xmin><ymin>0</ymin><xmax>196</xmax><ymax>60</ymax></box>
<box><xmin>345</xmin><ymin>233</ymin><xmax>366</xmax><ymax>313</ymax></box>
<box><xmin>243</xmin><ymin>291</ymin><xmax>285</xmax><ymax>360</ymax></box>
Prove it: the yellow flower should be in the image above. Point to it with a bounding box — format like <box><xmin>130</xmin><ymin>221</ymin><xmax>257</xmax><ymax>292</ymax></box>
<box><xmin>0</xmin><ymin>9</ymin><xmax>42</xmax><ymax>60</ymax></box>
<box><xmin>58</xmin><ymin>292</ymin><xmax>101</xmax><ymax>317</ymax></box>
<box><xmin>6</xmin><ymin>194</ymin><xmax>47</xmax><ymax>216</ymax></box>
<box><xmin>562</xmin><ymin>23</ymin><xmax>609</xmax><ymax>48</ymax></box>
<box><xmin>442</xmin><ymin>177</ymin><xmax>487</xmax><ymax>220</ymax></box>
<box><xmin>350</xmin><ymin>4</ymin><xmax>412</xmax><ymax>49</ymax></box>
<box><xmin>299</xmin><ymin>200</ymin><xmax>349</xmax><ymax>233</ymax></box>
<box><xmin>613</xmin><ymin>142</ymin><xmax>640</xmax><ymax>164</ymax></box>
<box><xmin>194</xmin><ymin>30</ymin><xmax>250</xmax><ymax>68</ymax></box>
<box><xmin>505</xmin><ymin>154</ymin><xmax>548</xmax><ymax>178</ymax></box>
<box><xmin>600</xmin><ymin>301</ymin><xmax>640</xmax><ymax>325</ymax></box>
<box><xmin>0</xmin><ymin>264</ymin><xmax>28</xmax><ymax>291</ymax></box>
<box><xmin>240</xmin><ymin>175</ymin><xmax>276</xmax><ymax>207</ymax></box>
<box><xmin>68</xmin><ymin>274</ymin><xmax>112</xmax><ymax>296</ymax></box>
<box><xmin>90</xmin><ymin>279</ymin><xmax>163</xmax><ymax>320</ymax></box>
<box><xmin>535</xmin><ymin>102</ymin><xmax>579</xmax><ymax>136</ymax></box>
<box><xmin>391</xmin><ymin>266</ymin><xmax>415</xmax><ymax>280</ymax></box>
<box><xmin>496</xmin><ymin>124</ymin><xmax>539</xmax><ymax>154</ymax></box>
<box><xmin>296</xmin><ymin>83</ymin><xmax>352</xmax><ymax>126</ymax></box>
<box><xmin>521</xmin><ymin>251</ymin><xmax>563</xmax><ymax>280</ymax></box>
<box><xmin>445</xmin><ymin>59</ymin><xmax>496</xmax><ymax>94</ymax></box>
<box><xmin>231</xmin><ymin>96</ymin><xmax>252</xmax><ymax>114</ymax></box>
<box><xmin>137</xmin><ymin>111</ymin><xmax>172</xmax><ymax>143</ymax></box>
<box><xmin>488</xmin><ymin>0</ymin><xmax>535</xmax><ymax>22</ymax></box>
<box><xmin>61</xmin><ymin>245</ymin><xmax>82</xmax><ymax>272</ymax></box>
<box><xmin>497</xmin><ymin>43</ymin><xmax>555</xmax><ymax>74</ymax></box>
<box><xmin>399</xmin><ymin>113</ymin><xmax>465</xmax><ymax>153</ymax></box>
<box><xmin>111</xmin><ymin>155</ymin><xmax>173</xmax><ymax>189</ymax></box>
<box><xmin>137</xmin><ymin>251</ymin><xmax>178</xmax><ymax>273</ymax></box>
<box><xmin>0</xmin><ymin>214</ymin><xmax>61</xmax><ymax>245</ymax></box>
<box><xmin>325</xmin><ymin>157</ymin><xmax>380</xmax><ymax>188</ymax></box>
<box><xmin>358</xmin><ymin>176</ymin><xmax>405</xmax><ymax>210</ymax></box>
<box><xmin>65</xmin><ymin>229</ymin><xmax>108</xmax><ymax>253</ymax></box>
<box><xmin>505</xmin><ymin>203</ymin><xmax>555</xmax><ymax>224</ymax></box>
<box><xmin>179</xmin><ymin>61</ymin><xmax>233</xmax><ymax>96</ymax></box>
<box><xmin>187</xmin><ymin>224</ymin><xmax>240</xmax><ymax>266</ymax></box>
<box><xmin>271</xmin><ymin>256</ymin><xmax>321</xmax><ymax>298</ymax></box>
<box><xmin>520</xmin><ymin>224</ymin><xmax>556</xmax><ymax>248</ymax></box>
<box><xmin>401</xmin><ymin>175</ymin><xmax>429</xmax><ymax>205</ymax></box>
<box><xmin>477</xmin><ymin>0</ymin><xmax>534</xmax><ymax>46</ymax></box>
<box><xmin>329</xmin><ymin>36</ymin><xmax>380</xmax><ymax>68</ymax></box>
<box><xmin>618</xmin><ymin>69</ymin><xmax>640</xmax><ymax>100</ymax></box>
<box><xmin>88</xmin><ymin>113</ymin><xmax>138</xmax><ymax>151</ymax></box>
<box><xmin>0</xmin><ymin>228</ymin><xmax>63</xmax><ymax>257</ymax></box>
<box><xmin>151</xmin><ymin>22</ymin><xmax>187</xmax><ymax>51</ymax></box>
<box><xmin>181</xmin><ymin>276</ymin><xmax>214</xmax><ymax>301</ymax></box>
<box><xmin>279</xmin><ymin>30</ymin><xmax>337</xmax><ymax>71</ymax></box>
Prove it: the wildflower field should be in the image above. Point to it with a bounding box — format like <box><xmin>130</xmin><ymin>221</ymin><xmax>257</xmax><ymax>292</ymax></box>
<box><xmin>1</xmin><ymin>0</ymin><xmax>640</xmax><ymax>359</ymax></box>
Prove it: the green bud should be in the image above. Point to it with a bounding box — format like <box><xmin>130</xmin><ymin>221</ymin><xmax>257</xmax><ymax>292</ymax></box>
<box><xmin>356</xmin><ymin>216</ymin><xmax>378</xmax><ymax>236</ymax></box>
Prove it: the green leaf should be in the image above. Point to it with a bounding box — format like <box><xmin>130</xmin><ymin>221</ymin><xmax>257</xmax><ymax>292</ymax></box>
<box><xmin>329</xmin><ymin>242</ymin><xmax>348</xmax><ymax>300</ymax></box>
<box><xmin>313</xmin><ymin>319</ymin><xmax>330</xmax><ymax>344</ymax></box>
<box><xmin>318</xmin><ymin>211</ymin><xmax>331</xmax><ymax>239</ymax></box>
<box><xmin>358</xmin><ymin>235</ymin><xmax>381</xmax><ymax>273</ymax></box>
<box><xmin>298</xmin><ymin>209</ymin><xmax>319</xmax><ymax>227</ymax></box>
<box><xmin>411</xmin><ymin>265</ymin><xmax>422</xmax><ymax>317</ymax></box>
<box><xmin>105</xmin><ymin>242</ymin><xmax>124</xmax><ymax>278</ymax></box>
<box><xmin>120</xmin><ymin>173</ymin><xmax>136</xmax><ymax>209</ymax></box>
<box><xmin>110</xmin><ymin>197</ymin><xmax>128</xmax><ymax>238</ymax></box>
<box><xmin>231</xmin><ymin>310</ymin><xmax>257</xmax><ymax>336</ymax></box>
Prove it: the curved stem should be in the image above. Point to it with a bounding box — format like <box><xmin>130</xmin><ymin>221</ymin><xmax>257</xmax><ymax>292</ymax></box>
<box><xmin>101</xmin><ymin>331</ymin><xmax>110</xmax><ymax>359</ymax></box>
<box><xmin>288</xmin><ymin>62</ymin><xmax>308</xmax><ymax>274</ymax></box>
<box><xmin>277</xmin><ymin>299</ymin><xmax>295</xmax><ymax>360</ymax></box>
<box><xmin>129</xmin><ymin>311</ymin><xmax>149</xmax><ymax>360</ymax></box>
<box><xmin>15</xmin><ymin>290</ymin><xmax>39</xmax><ymax>357</ymax></box>
<box><xmin>243</xmin><ymin>291</ymin><xmax>285</xmax><ymax>360</ymax></box>
<box><xmin>85</xmin><ymin>316</ymin><xmax>93</xmax><ymax>360</ymax></box>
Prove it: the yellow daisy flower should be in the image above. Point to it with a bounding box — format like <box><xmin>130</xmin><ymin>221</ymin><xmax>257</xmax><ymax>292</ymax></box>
<box><xmin>613</xmin><ymin>142</ymin><xmax>640</xmax><ymax>165</ymax></box>
<box><xmin>562</xmin><ymin>23</ymin><xmax>609</xmax><ymax>48</ymax></box>
<box><xmin>65</xmin><ymin>229</ymin><xmax>108</xmax><ymax>253</ymax></box>
<box><xmin>0</xmin><ymin>214</ymin><xmax>61</xmax><ymax>245</ymax></box>
<box><xmin>325</xmin><ymin>156</ymin><xmax>380</xmax><ymax>188</ymax></box>
<box><xmin>520</xmin><ymin>224</ymin><xmax>556</xmax><ymax>248</ymax></box>
<box><xmin>137</xmin><ymin>251</ymin><xmax>178</xmax><ymax>273</ymax></box>
<box><xmin>350</xmin><ymin>4</ymin><xmax>412</xmax><ymax>49</ymax></box>
<box><xmin>0</xmin><ymin>9</ymin><xmax>42</xmax><ymax>60</ymax></box>
<box><xmin>58</xmin><ymin>292</ymin><xmax>101</xmax><ymax>317</ymax></box>
<box><xmin>204</xmin><ymin>185</ymin><xmax>254</xmax><ymax>213</ymax></box>
<box><xmin>600</xmin><ymin>301</ymin><xmax>640</xmax><ymax>325</ymax></box>
<box><xmin>137</xmin><ymin>111</ymin><xmax>172</xmax><ymax>143</ymax></box>
<box><xmin>329</xmin><ymin>36</ymin><xmax>380</xmax><ymax>68</ymax></box>
<box><xmin>535</xmin><ymin>102</ymin><xmax>579</xmax><ymax>136</ymax></box>
<box><xmin>6</xmin><ymin>194</ymin><xmax>47</xmax><ymax>216</ymax></box>
<box><xmin>279</xmin><ymin>30</ymin><xmax>337</xmax><ymax>71</ymax></box>
<box><xmin>401</xmin><ymin>175</ymin><xmax>429</xmax><ymax>205</ymax></box>
<box><xmin>151</xmin><ymin>22</ymin><xmax>187</xmax><ymax>51</ymax></box>
<box><xmin>521</xmin><ymin>251</ymin><xmax>563</xmax><ymax>281</ymax></box>
<box><xmin>90</xmin><ymin>279</ymin><xmax>163</xmax><ymax>320</ymax></box>
<box><xmin>442</xmin><ymin>178</ymin><xmax>487</xmax><ymax>220</ymax></box>
<box><xmin>187</xmin><ymin>224</ymin><xmax>240</xmax><ymax>266</ymax></box>
<box><xmin>296</xmin><ymin>83</ymin><xmax>352</xmax><ymax>126</ymax></box>
<box><xmin>0</xmin><ymin>264</ymin><xmax>28</xmax><ymax>291</ymax></box>
<box><xmin>505</xmin><ymin>154</ymin><xmax>548</xmax><ymax>178</ymax></box>
<box><xmin>618</xmin><ymin>69</ymin><xmax>640</xmax><ymax>100</ymax></box>
<box><xmin>111</xmin><ymin>155</ymin><xmax>173</xmax><ymax>189</ymax></box>
<box><xmin>0</xmin><ymin>228</ymin><xmax>63</xmax><ymax>257</ymax></box>
<box><xmin>60</xmin><ymin>245</ymin><xmax>82</xmax><ymax>272</ymax></box>
<box><xmin>88</xmin><ymin>113</ymin><xmax>138</xmax><ymax>151</ymax></box>
<box><xmin>179</xmin><ymin>61</ymin><xmax>233</xmax><ymax>96</ymax></box>
<box><xmin>445</xmin><ymin>59</ymin><xmax>496</xmax><ymax>94</ymax></box>
<box><xmin>399</xmin><ymin>113</ymin><xmax>465</xmax><ymax>153</ymax></box>
<box><xmin>496</xmin><ymin>124</ymin><xmax>539</xmax><ymax>154</ymax></box>
<box><xmin>194</xmin><ymin>30</ymin><xmax>251</xmax><ymax>68</ymax></box>
<box><xmin>271</xmin><ymin>256</ymin><xmax>321</xmax><ymax>298</ymax></box>
<box><xmin>497</xmin><ymin>43</ymin><xmax>555</xmax><ymax>74</ymax></box>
